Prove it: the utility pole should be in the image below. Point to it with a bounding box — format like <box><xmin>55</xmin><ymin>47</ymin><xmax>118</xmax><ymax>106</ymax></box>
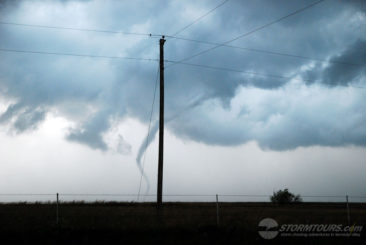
<box><xmin>157</xmin><ymin>36</ymin><xmax>165</xmax><ymax>208</ymax></box>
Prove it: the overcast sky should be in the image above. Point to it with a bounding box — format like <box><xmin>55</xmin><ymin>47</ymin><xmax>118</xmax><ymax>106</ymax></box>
<box><xmin>0</xmin><ymin>0</ymin><xmax>365</xmax><ymax>202</ymax></box>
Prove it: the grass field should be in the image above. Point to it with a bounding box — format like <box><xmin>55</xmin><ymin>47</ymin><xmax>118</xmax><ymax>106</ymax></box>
<box><xmin>1</xmin><ymin>202</ymin><xmax>365</xmax><ymax>244</ymax></box>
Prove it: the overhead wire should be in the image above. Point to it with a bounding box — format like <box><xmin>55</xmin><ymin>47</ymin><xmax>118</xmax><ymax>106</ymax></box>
<box><xmin>170</xmin><ymin>0</ymin><xmax>229</xmax><ymax>36</ymax></box>
<box><xmin>2</xmin><ymin>1</ymin><xmax>361</xmax><ymax>69</ymax></box>
<box><xmin>166</xmin><ymin>0</ymin><xmax>326</xmax><ymax>68</ymax></box>
<box><xmin>0</xmin><ymin>21</ymin><xmax>161</xmax><ymax>37</ymax></box>
<box><xmin>1</xmin><ymin>47</ymin><xmax>363</xmax><ymax>89</ymax></box>
<box><xmin>0</xmin><ymin>48</ymin><xmax>159</xmax><ymax>62</ymax></box>
<box><xmin>164</xmin><ymin>59</ymin><xmax>366</xmax><ymax>89</ymax></box>
<box><xmin>164</xmin><ymin>35</ymin><xmax>364</xmax><ymax>68</ymax></box>
<box><xmin>163</xmin><ymin>59</ymin><xmax>366</xmax><ymax>124</ymax></box>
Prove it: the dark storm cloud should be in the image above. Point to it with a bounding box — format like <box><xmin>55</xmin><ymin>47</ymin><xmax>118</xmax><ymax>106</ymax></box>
<box><xmin>67</xmin><ymin>108</ymin><xmax>112</xmax><ymax>150</ymax></box>
<box><xmin>322</xmin><ymin>40</ymin><xmax>366</xmax><ymax>86</ymax></box>
<box><xmin>0</xmin><ymin>0</ymin><xmax>365</xmax><ymax>152</ymax></box>
<box><xmin>302</xmin><ymin>40</ymin><xmax>366</xmax><ymax>86</ymax></box>
<box><xmin>12</xmin><ymin>108</ymin><xmax>46</xmax><ymax>132</ymax></box>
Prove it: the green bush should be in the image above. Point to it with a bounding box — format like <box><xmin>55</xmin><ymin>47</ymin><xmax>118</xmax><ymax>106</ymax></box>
<box><xmin>270</xmin><ymin>188</ymin><xmax>302</xmax><ymax>204</ymax></box>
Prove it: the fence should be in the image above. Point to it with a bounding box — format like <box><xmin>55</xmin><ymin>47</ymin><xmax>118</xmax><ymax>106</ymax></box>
<box><xmin>0</xmin><ymin>193</ymin><xmax>365</xmax><ymax>228</ymax></box>
<box><xmin>1</xmin><ymin>193</ymin><xmax>366</xmax><ymax>203</ymax></box>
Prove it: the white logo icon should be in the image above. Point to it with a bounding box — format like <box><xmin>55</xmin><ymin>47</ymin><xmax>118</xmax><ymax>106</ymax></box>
<box><xmin>258</xmin><ymin>218</ymin><xmax>279</xmax><ymax>239</ymax></box>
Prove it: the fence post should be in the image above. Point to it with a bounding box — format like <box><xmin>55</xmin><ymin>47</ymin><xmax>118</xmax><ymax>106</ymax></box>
<box><xmin>346</xmin><ymin>195</ymin><xmax>350</xmax><ymax>225</ymax></box>
<box><xmin>216</xmin><ymin>194</ymin><xmax>220</xmax><ymax>227</ymax></box>
<box><xmin>56</xmin><ymin>193</ymin><xmax>59</xmax><ymax>225</ymax></box>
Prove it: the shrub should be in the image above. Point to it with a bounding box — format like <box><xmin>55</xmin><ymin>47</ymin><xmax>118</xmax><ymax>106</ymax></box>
<box><xmin>270</xmin><ymin>188</ymin><xmax>302</xmax><ymax>204</ymax></box>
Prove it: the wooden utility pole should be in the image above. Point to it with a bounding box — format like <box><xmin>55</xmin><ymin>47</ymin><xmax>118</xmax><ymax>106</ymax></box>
<box><xmin>157</xmin><ymin>36</ymin><xmax>165</xmax><ymax>208</ymax></box>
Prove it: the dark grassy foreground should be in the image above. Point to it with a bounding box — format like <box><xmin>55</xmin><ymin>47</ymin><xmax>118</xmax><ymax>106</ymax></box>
<box><xmin>0</xmin><ymin>202</ymin><xmax>365</xmax><ymax>244</ymax></box>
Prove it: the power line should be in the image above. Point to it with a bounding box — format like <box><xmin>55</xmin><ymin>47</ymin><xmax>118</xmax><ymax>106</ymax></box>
<box><xmin>167</xmin><ymin>0</ymin><xmax>326</xmax><ymax>67</ymax></box>
<box><xmin>3</xmin><ymin>3</ymin><xmax>360</xmax><ymax>69</ymax></box>
<box><xmin>1</xmin><ymin>47</ymin><xmax>363</xmax><ymax>89</ymax></box>
<box><xmin>0</xmin><ymin>48</ymin><xmax>158</xmax><ymax>62</ymax></box>
<box><xmin>171</xmin><ymin>0</ymin><xmax>229</xmax><ymax>36</ymax></box>
<box><xmin>164</xmin><ymin>59</ymin><xmax>366</xmax><ymax>89</ymax></box>
<box><xmin>0</xmin><ymin>21</ymin><xmax>161</xmax><ymax>37</ymax></box>
<box><xmin>163</xmin><ymin>60</ymin><xmax>365</xmax><ymax>123</ymax></box>
<box><xmin>137</xmin><ymin>66</ymin><xmax>160</xmax><ymax>201</ymax></box>
<box><xmin>3</xmin><ymin>19</ymin><xmax>359</xmax><ymax>68</ymax></box>
<box><xmin>165</xmin><ymin>35</ymin><xmax>364</xmax><ymax>68</ymax></box>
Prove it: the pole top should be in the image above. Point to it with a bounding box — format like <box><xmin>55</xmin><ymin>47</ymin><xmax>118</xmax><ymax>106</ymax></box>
<box><xmin>160</xmin><ymin>36</ymin><xmax>166</xmax><ymax>45</ymax></box>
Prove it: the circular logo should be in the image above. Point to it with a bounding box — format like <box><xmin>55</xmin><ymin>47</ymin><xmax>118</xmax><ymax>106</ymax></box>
<box><xmin>258</xmin><ymin>218</ymin><xmax>279</xmax><ymax>240</ymax></box>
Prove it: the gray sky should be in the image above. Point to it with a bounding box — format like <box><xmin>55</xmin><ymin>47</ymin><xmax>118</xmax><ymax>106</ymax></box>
<box><xmin>0</xmin><ymin>0</ymin><xmax>365</xmax><ymax>202</ymax></box>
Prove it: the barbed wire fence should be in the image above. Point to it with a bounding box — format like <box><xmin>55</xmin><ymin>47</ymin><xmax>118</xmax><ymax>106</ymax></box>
<box><xmin>0</xmin><ymin>193</ymin><xmax>365</xmax><ymax>228</ymax></box>
<box><xmin>0</xmin><ymin>193</ymin><xmax>365</xmax><ymax>202</ymax></box>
